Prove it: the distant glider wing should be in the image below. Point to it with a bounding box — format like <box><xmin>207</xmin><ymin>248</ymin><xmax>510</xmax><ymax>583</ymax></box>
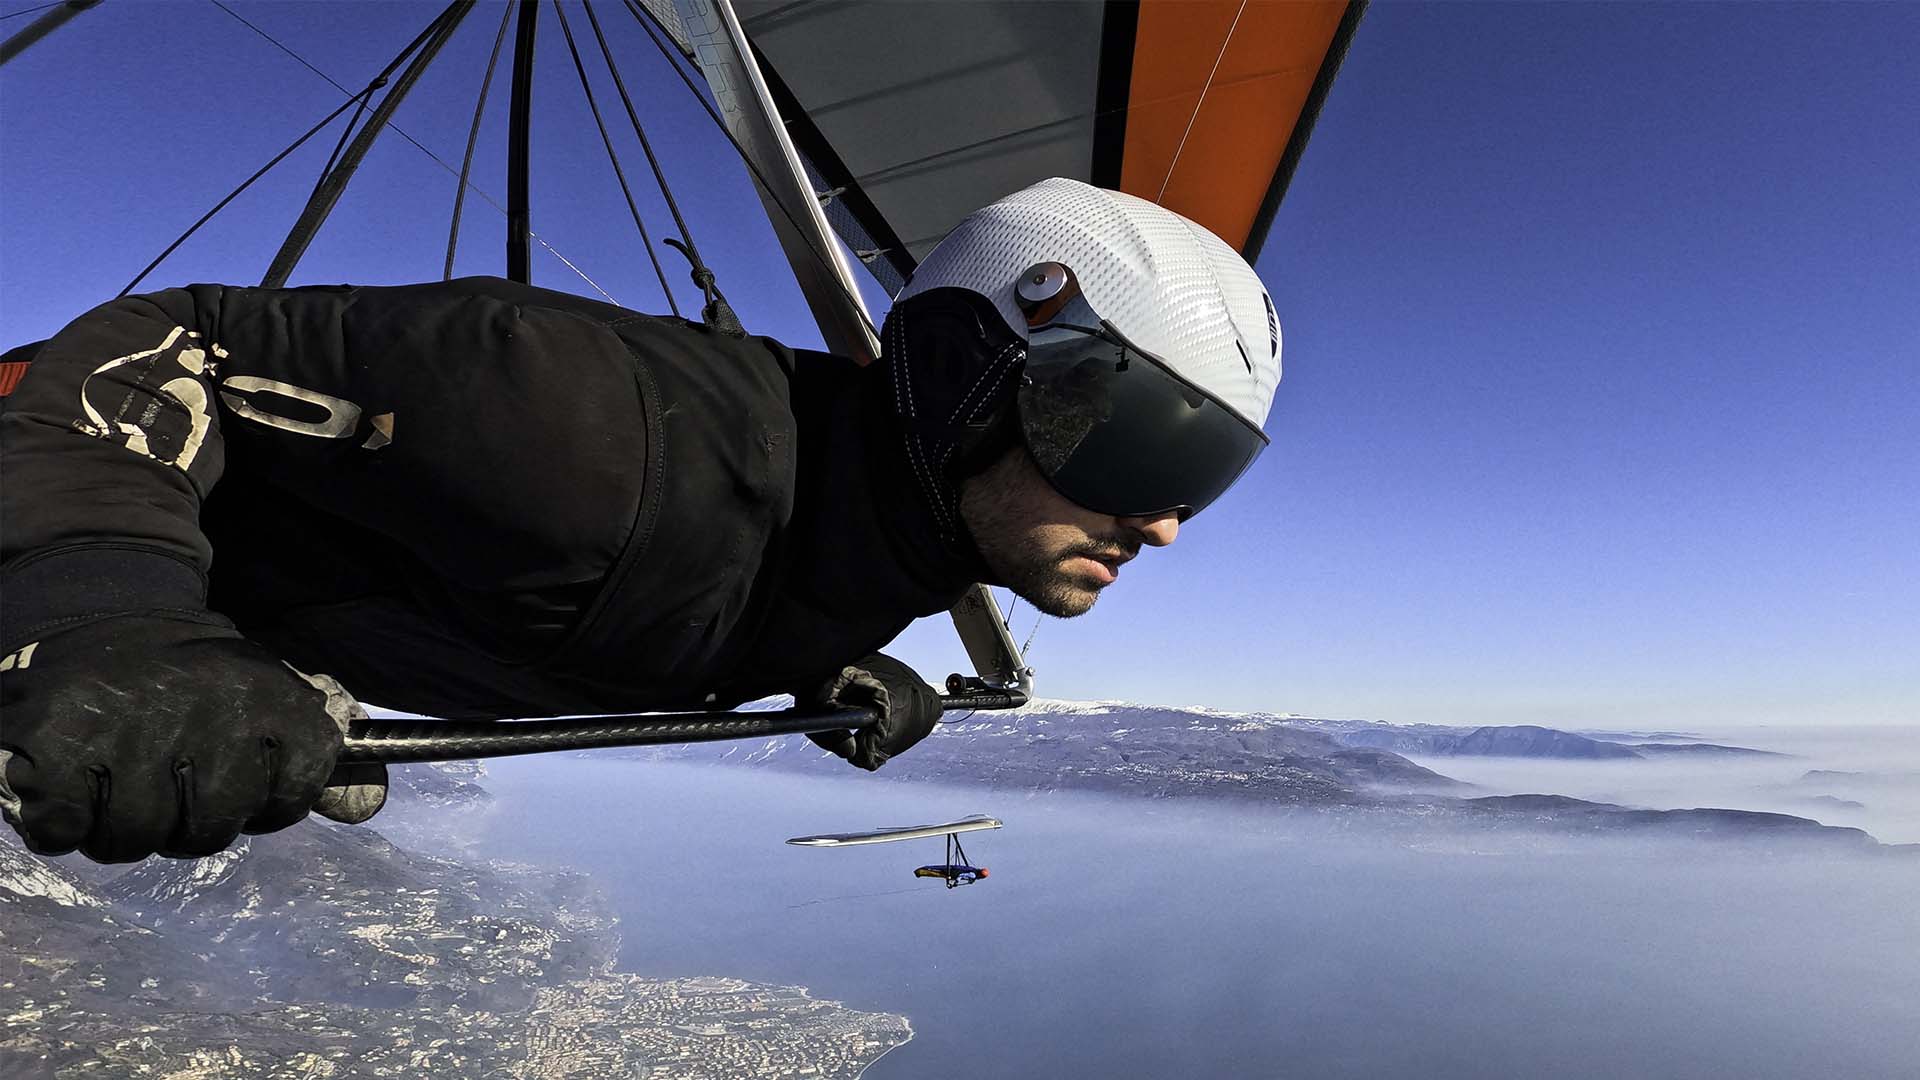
<box><xmin>786</xmin><ymin>815</ymin><xmax>1003</xmax><ymax>847</ymax></box>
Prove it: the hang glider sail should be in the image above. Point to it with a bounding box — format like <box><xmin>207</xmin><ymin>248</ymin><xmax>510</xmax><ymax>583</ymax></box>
<box><xmin>722</xmin><ymin>0</ymin><xmax>1365</xmax><ymax>283</ymax></box>
<box><xmin>785</xmin><ymin>815</ymin><xmax>1003</xmax><ymax>847</ymax></box>
<box><xmin>788</xmin><ymin>815</ymin><xmax>1002</xmax><ymax>888</ymax></box>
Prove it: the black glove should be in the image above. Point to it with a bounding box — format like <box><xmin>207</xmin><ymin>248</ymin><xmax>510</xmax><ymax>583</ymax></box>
<box><xmin>0</xmin><ymin>615</ymin><xmax>346</xmax><ymax>862</ymax></box>
<box><xmin>798</xmin><ymin>653</ymin><xmax>942</xmax><ymax>771</ymax></box>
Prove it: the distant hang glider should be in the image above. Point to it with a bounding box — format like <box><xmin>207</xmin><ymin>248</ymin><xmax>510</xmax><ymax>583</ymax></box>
<box><xmin>788</xmin><ymin>815</ymin><xmax>1003</xmax><ymax>888</ymax></box>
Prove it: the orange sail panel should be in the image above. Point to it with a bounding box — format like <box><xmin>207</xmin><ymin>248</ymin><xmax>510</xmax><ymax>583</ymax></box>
<box><xmin>729</xmin><ymin>0</ymin><xmax>1360</xmax><ymax>277</ymax></box>
<box><xmin>1119</xmin><ymin>1</ymin><xmax>1351</xmax><ymax>251</ymax></box>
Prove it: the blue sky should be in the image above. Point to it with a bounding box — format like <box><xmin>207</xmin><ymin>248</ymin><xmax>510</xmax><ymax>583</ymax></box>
<box><xmin>3</xmin><ymin>2</ymin><xmax>1915</xmax><ymax>728</ymax></box>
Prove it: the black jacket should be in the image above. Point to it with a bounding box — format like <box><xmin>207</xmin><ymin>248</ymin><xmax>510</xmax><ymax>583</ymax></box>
<box><xmin>1</xmin><ymin>278</ymin><xmax>988</xmax><ymax>718</ymax></box>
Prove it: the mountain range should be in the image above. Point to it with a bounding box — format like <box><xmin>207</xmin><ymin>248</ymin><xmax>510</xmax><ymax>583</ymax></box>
<box><xmin>1323</xmin><ymin>720</ymin><xmax>1780</xmax><ymax>759</ymax></box>
<box><xmin>619</xmin><ymin>699</ymin><xmax>1889</xmax><ymax>850</ymax></box>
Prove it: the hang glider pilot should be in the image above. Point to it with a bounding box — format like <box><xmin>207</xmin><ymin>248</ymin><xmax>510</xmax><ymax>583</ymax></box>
<box><xmin>916</xmin><ymin>864</ymin><xmax>988</xmax><ymax>887</ymax></box>
<box><xmin>0</xmin><ymin>178</ymin><xmax>1283</xmax><ymax>865</ymax></box>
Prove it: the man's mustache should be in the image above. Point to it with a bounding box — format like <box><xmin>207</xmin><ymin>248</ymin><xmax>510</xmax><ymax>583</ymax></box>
<box><xmin>1072</xmin><ymin>539</ymin><xmax>1139</xmax><ymax>564</ymax></box>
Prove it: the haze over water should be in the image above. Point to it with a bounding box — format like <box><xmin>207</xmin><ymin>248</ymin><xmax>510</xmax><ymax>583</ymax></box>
<box><xmin>471</xmin><ymin>728</ymin><xmax>1920</xmax><ymax>1080</ymax></box>
<box><xmin>1409</xmin><ymin>724</ymin><xmax>1920</xmax><ymax>845</ymax></box>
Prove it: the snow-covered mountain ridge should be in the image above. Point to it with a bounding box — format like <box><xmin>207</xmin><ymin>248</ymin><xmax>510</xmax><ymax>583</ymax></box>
<box><xmin>1</xmin><ymin>841</ymin><xmax>106</xmax><ymax>909</ymax></box>
<box><xmin>1003</xmin><ymin>699</ymin><xmax>1774</xmax><ymax>760</ymax></box>
<box><xmin>603</xmin><ymin>697</ymin><xmax>1904</xmax><ymax>851</ymax></box>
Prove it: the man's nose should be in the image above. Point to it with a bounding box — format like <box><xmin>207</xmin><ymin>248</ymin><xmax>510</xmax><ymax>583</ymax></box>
<box><xmin>1119</xmin><ymin>512</ymin><xmax>1180</xmax><ymax>548</ymax></box>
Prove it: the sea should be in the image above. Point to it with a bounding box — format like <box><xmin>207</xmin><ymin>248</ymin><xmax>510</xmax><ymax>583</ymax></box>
<box><xmin>466</xmin><ymin>726</ymin><xmax>1920</xmax><ymax>1080</ymax></box>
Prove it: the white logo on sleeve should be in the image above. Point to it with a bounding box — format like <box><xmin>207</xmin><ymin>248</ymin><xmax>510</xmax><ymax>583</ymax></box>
<box><xmin>75</xmin><ymin>327</ymin><xmax>217</xmax><ymax>471</ymax></box>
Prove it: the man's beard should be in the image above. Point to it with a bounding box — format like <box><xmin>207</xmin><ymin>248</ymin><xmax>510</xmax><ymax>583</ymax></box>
<box><xmin>965</xmin><ymin>489</ymin><xmax>1131</xmax><ymax>618</ymax></box>
<box><xmin>958</xmin><ymin>445</ymin><xmax>1138</xmax><ymax>618</ymax></box>
<box><xmin>993</xmin><ymin>538</ymin><xmax>1109</xmax><ymax>618</ymax></box>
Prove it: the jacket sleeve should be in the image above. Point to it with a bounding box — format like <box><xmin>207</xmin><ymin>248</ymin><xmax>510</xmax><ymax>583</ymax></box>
<box><xmin>1</xmin><ymin>280</ymin><xmax>649</xmax><ymax>648</ymax></box>
<box><xmin>3</xmin><ymin>287</ymin><xmax>244</xmax><ymax>641</ymax></box>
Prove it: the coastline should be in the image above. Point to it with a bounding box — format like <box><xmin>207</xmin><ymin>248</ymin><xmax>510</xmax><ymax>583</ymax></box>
<box><xmin>855</xmin><ymin>1019</ymin><xmax>915</xmax><ymax>1080</ymax></box>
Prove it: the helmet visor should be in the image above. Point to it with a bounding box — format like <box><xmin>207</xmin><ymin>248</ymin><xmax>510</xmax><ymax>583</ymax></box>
<box><xmin>1016</xmin><ymin>317</ymin><xmax>1268</xmax><ymax>520</ymax></box>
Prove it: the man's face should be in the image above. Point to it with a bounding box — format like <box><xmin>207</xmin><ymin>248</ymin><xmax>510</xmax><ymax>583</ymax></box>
<box><xmin>958</xmin><ymin>445</ymin><xmax>1180</xmax><ymax>617</ymax></box>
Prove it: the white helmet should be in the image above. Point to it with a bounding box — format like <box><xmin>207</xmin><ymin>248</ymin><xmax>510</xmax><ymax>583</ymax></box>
<box><xmin>893</xmin><ymin>178</ymin><xmax>1279</xmax><ymax>520</ymax></box>
<box><xmin>896</xmin><ymin>177</ymin><xmax>1281</xmax><ymax>428</ymax></box>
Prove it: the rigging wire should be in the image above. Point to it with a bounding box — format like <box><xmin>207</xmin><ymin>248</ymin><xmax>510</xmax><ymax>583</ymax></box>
<box><xmin>535</xmin><ymin>242</ymin><xmax>619</xmax><ymax>303</ymax></box>
<box><xmin>306</xmin><ymin>79</ymin><xmax>376</xmax><ymax>208</ymax></box>
<box><xmin>208</xmin><ymin>0</ymin><xmax>351</xmax><ymax>96</ymax></box>
<box><xmin>261</xmin><ymin>0</ymin><xmax>476</xmax><ymax>289</ymax></box>
<box><xmin>118</xmin><ymin>90</ymin><xmax>382</xmax><ymax>297</ymax></box>
<box><xmin>1157</xmin><ymin>0</ymin><xmax>1247</xmax><ymax>202</ymax></box>
<box><xmin>619</xmin><ymin>0</ymin><xmax>880</xmax><ymax>340</ymax></box>
<box><xmin>167</xmin><ymin>0</ymin><xmax>881</xmax><ymax>322</ymax></box>
<box><xmin>579</xmin><ymin>0</ymin><xmax>737</xmax><ymax>333</ymax></box>
<box><xmin>208</xmin><ymin>0</ymin><xmax>459</xmax><ymax>181</ymax></box>
<box><xmin>446</xmin><ymin>2</ymin><xmax>514</xmax><ymax>280</ymax></box>
<box><xmin>1000</xmin><ymin>588</ymin><xmax>1043</xmax><ymax>661</ymax></box>
<box><xmin>202</xmin><ymin>0</ymin><xmax>615</xmax><ymax>302</ymax></box>
<box><xmin>550</xmin><ymin>0</ymin><xmax>681</xmax><ymax>315</ymax></box>
<box><xmin>0</xmin><ymin>1</ymin><xmax>63</xmax><ymax>23</ymax></box>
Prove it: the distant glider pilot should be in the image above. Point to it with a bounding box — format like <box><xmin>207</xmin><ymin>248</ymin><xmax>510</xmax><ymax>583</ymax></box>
<box><xmin>0</xmin><ymin>179</ymin><xmax>1283</xmax><ymax>864</ymax></box>
<box><xmin>916</xmin><ymin>865</ymin><xmax>988</xmax><ymax>887</ymax></box>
